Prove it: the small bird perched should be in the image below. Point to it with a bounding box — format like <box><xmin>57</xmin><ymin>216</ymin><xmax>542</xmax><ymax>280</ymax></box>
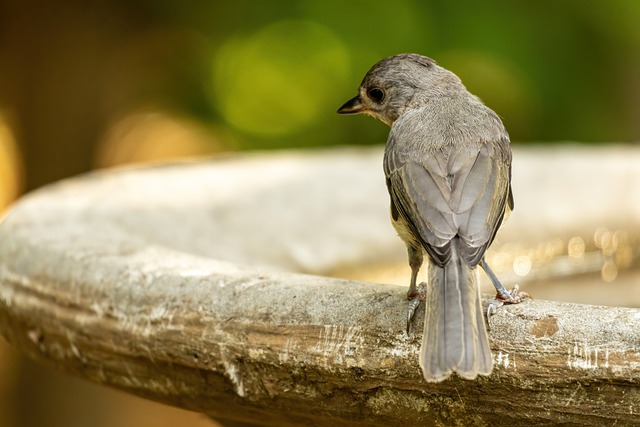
<box><xmin>338</xmin><ymin>54</ymin><xmax>528</xmax><ymax>382</ymax></box>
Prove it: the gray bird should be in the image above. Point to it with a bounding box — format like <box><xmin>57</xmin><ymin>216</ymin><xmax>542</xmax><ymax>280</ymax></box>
<box><xmin>338</xmin><ymin>53</ymin><xmax>528</xmax><ymax>382</ymax></box>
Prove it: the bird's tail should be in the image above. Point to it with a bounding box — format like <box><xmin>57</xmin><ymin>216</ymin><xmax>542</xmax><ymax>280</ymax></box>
<box><xmin>419</xmin><ymin>238</ymin><xmax>493</xmax><ymax>382</ymax></box>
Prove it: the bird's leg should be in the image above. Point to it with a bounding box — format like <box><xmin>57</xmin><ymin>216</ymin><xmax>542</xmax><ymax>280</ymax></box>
<box><xmin>406</xmin><ymin>246</ymin><xmax>425</xmax><ymax>335</ymax></box>
<box><xmin>407</xmin><ymin>282</ymin><xmax>427</xmax><ymax>335</ymax></box>
<box><xmin>481</xmin><ymin>257</ymin><xmax>529</xmax><ymax>322</ymax></box>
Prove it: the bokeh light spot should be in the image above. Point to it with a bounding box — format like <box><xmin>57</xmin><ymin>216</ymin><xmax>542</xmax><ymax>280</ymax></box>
<box><xmin>567</xmin><ymin>236</ymin><xmax>585</xmax><ymax>259</ymax></box>
<box><xmin>0</xmin><ymin>115</ymin><xmax>23</xmax><ymax>212</ymax></box>
<box><xmin>601</xmin><ymin>260</ymin><xmax>618</xmax><ymax>283</ymax></box>
<box><xmin>513</xmin><ymin>255</ymin><xmax>532</xmax><ymax>277</ymax></box>
<box><xmin>212</xmin><ymin>20</ymin><xmax>349</xmax><ymax>137</ymax></box>
<box><xmin>594</xmin><ymin>227</ymin><xmax>611</xmax><ymax>250</ymax></box>
<box><xmin>95</xmin><ymin>111</ymin><xmax>226</xmax><ymax>168</ymax></box>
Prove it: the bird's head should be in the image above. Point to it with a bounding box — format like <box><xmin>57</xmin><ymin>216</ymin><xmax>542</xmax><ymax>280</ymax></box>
<box><xmin>337</xmin><ymin>53</ymin><xmax>465</xmax><ymax>126</ymax></box>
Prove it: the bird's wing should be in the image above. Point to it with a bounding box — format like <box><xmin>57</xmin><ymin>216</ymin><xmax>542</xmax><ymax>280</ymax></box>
<box><xmin>384</xmin><ymin>126</ymin><xmax>512</xmax><ymax>267</ymax></box>
<box><xmin>385</xmin><ymin>143</ymin><xmax>456</xmax><ymax>266</ymax></box>
<box><xmin>448</xmin><ymin>137</ymin><xmax>512</xmax><ymax>265</ymax></box>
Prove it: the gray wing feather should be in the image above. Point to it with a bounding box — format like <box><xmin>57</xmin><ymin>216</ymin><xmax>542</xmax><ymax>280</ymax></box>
<box><xmin>384</xmin><ymin>129</ymin><xmax>511</xmax><ymax>267</ymax></box>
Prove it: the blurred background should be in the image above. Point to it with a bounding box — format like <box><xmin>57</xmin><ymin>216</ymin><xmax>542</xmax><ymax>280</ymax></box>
<box><xmin>0</xmin><ymin>0</ymin><xmax>639</xmax><ymax>426</ymax></box>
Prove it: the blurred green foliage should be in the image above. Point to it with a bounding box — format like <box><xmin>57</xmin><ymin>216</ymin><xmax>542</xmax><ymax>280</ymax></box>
<box><xmin>3</xmin><ymin>0</ymin><xmax>640</xmax><ymax>158</ymax></box>
<box><xmin>132</xmin><ymin>0</ymin><xmax>640</xmax><ymax>148</ymax></box>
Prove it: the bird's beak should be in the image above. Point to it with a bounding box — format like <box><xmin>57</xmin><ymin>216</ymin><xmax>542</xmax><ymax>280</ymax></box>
<box><xmin>337</xmin><ymin>96</ymin><xmax>365</xmax><ymax>114</ymax></box>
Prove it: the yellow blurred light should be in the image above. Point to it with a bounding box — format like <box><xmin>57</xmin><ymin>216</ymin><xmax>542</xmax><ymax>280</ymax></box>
<box><xmin>0</xmin><ymin>114</ymin><xmax>23</xmax><ymax>212</ymax></box>
<box><xmin>601</xmin><ymin>260</ymin><xmax>618</xmax><ymax>283</ymax></box>
<box><xmin>567</xmin><ymin>236</ymin><xmax>585</xmax><ymax>259</ymax></box>
<box><xmin>615</xmin><ymin>246</ymin><xmax>633</xmax><ymax>268</ymax></box>
<box><xmin>212</xmin><ymin>20</ymin><xmax>349</xmax><ymax>137</ymax></box>
<box><xmin>95</xmin><ymin>111</ymin><xmax>226</xmax><ymax>168</ymax></box>
<box><xmin>487</xmin><ymin>251</ymin><xmax>511</xmax><ymax>271</ymax></box>
<box><xmin>513</xmin><ymin>255</ymin><xmax>532</xmax><ymax>277</ymax></box>
<box><xmin>593</xmin><ymin>227</ymin><xmax>611</xmax><ymax>249</ymax></box>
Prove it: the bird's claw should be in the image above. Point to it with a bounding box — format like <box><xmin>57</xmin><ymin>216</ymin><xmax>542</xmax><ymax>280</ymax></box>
<box><xmin>486</xmin><ymin>284</ymin><xmax>530</xmax><ymax>326</ymax></box>
<box><xmin>406</xmin><ymin>282</ymin><xmax>427</xmax><ymax>335</ymax></box>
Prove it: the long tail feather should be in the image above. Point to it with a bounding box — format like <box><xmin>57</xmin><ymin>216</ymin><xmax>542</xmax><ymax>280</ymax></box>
<box><xmin>419</xmin><ymin>239</ymin><xmax>493</xmax><ymax>382</ymax></box>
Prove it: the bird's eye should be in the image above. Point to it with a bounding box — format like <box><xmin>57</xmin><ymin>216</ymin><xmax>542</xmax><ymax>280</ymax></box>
<box><xmin>367</xmin><ymin>87</ymin><xmax>385</xmax><ymax>103</ymax></box>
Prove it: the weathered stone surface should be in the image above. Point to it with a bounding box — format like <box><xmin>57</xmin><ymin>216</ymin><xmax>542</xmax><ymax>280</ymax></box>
<box><xmin>0</xmin><ymin>145</ymin><xmax>639</xmax><ymax>426</ymax></box>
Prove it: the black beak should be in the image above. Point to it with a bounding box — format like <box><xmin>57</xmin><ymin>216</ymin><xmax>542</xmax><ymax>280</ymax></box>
<box><xmin>337</xmin><ymin>96</ymin><xmax>365</xmax><ymax>114</ymax></box>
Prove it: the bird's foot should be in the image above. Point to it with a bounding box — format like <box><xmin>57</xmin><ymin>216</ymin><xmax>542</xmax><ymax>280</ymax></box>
<box><xmin>406</xmin><ymin>282</ymin><xmax>427</xmax><ymax>335</ymax></box>
<box><xmin>486</xmin><ymin>284</ymin><xmax>530</xmax><ymax>324</ymax></box>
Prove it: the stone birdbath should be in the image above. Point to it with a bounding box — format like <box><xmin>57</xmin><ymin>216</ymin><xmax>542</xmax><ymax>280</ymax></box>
<box><xmin>1</xmin><ymin>146</ymin><xmax>639</xmax><ymax>426</ymax></box>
